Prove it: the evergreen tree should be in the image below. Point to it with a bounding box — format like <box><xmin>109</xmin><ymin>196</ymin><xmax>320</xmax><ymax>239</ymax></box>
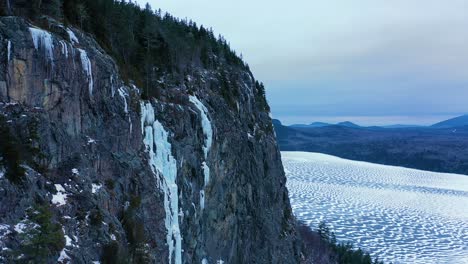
<box><xmin>4</xmin><ymin>0</ymin><xmax>251</xmax><ymax>102</ymax></box>
<box><xmin>14</xmin><ymin>205</ymin><xmax>65</xmax><ymax>263</ymax></box>
<box><xmin>0</xmin><ymin>116</ymin><xmax>25</xmax><ymax>185</ymax></box>
<box><xmin>76</xmin><ymin>3</ymin><xmax>88</xmax><ymax>29</ymax></box>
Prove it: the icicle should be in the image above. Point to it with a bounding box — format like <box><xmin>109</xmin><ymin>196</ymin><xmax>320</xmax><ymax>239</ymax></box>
<box><xmin>7</xmin><ymin>40</ymin><xmax>11</xmax><ymax>62</ymax></box>
<box><xmin>189</xmin><ymin>96</ymin><xmax>213</xmax><ymax>210</ymax></box>
<box><xmin>118</xmin><ymin>87</ymin><xmax>129</xmax><ymax>113</ymax></box>
<box><xmin>118</xmin><ymin>86</ymin><xmax>132</xmax><ymax>134</ymax></box>
<box><xmin>110</xmin><ymin>75</ymin><xmax>115</xmax><ymax>97</ymax></box>
<box><xmin>66</xmin><ymin>28</ymin><xmax>79</xmax><ymax>45</ymax></box>
<box><xmin>140</xmin><ymin>101</ymin><xmax>155</xmax><ymax>134</ymax></box>
<box><xmin>59</xmin><ymin>40</ymin><xmax>68</xmax><ymax>58</ymax></box>
<box><xmin>77</xmin><ymin>48</ymin><xmax>93</xmax><ymax>96</ymax></box>
<box><xmin>29</xmin><ymin>27</ymin><xmax>54</xmax><ymax>65</ymax></box>
<box><xmin>129</xmin><ymin>116</ymin><xmax>133</xmax><ymax>135</ymax></box>
<box><xmin>141</xmin><ymin>102</ymin><xmax>182</xmax><ymax>264</ymax></box>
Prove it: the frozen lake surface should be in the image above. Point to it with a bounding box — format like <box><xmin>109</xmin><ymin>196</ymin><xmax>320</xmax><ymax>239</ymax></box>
<box><xmin>283</xmin><ymin>151</ymin><xmax>468</xmax><ymax>264</ymax></box>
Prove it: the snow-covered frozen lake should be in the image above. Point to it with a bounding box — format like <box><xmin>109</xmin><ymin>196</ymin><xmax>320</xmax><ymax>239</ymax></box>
<box><xmin>283</xmin><ymin>151</ymin><xmax>468</xmax><ymax>264</ymax></box>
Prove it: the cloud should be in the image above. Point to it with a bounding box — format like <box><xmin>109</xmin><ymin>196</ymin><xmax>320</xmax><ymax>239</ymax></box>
<box><xmin>142</xmin><ymin>0</ymin><xmax>468</xmax><ymax>124</ymax></box>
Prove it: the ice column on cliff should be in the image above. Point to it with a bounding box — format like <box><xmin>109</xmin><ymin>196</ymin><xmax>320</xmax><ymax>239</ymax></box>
<box><xmin>59</xmin><ymin>40</ymin><xmax>68</xmax><ymax>58</ymax></box>
<box><xmin>29</xmin><ymin>27</ymin><xmax>54</xmax><ymax>65</ymax></box>
<box><xmin>118</xmin><ymin>87</ymin><xmax>129</xmax><ymax>113</ymax></box>
<box><xmin>7</xmin><ymin>40</ymin><xmax>11</xmax><ymax>62</ymax></box>
<box><xmin>119</xmin><ymin>87</ymin><xmax>132</xmax><ymax>133</ymax></box>
<box><xmin>77</xmin><ymin>48</ymin><xmax>93</xmax><ymax>96</ymax></box>
<box><xmin>141</xmin><ymin>101</ymin><xmax>182</xmax><ymax>264</ymax></box>
<box><xmin>189</xmin><ymin>96</ymin><xmax>213</xmax><ymax>210</ymax></box>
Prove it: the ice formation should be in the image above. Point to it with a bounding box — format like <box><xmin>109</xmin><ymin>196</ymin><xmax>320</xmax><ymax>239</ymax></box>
<box><xmin>77</xmin><ymin>48</ymin><xmax>93</xmax><ymax>96</ymax></box>
<box><xmin>66</xmin><ymin>28</ymin><xmax>79</xmax><ymax>45</ymax></box>
<box><xmin>58</xmin><ymin>248</ymin><xmax>70</xmax><ymax>263</ymax></box>
<box><xmin>118</xmin><ymin>87</ymin><xmax>129</xmax><ymax>113</ymax></box>
<box><xmin>110</xmin><ymin>75</ymin><xmax>115</xmax><ymax>97</ymax></box>
<box><xmin>141</xmin><ymin>101</ymin><xmax>182</xmax><ymax>264</ymax></box>
<box><xmin>189</xmin><ymin>96</ymin><xmax>213</xmax><ymax>210</ymax></box>
<box><xmin>59</xmin><ymin>40</ymin><xmax>68</xmax><ymax>58</ymax></box>
<box><xmin>29</xmin><ymin>27</ymin><xmax>54</xmax><ymax>65</ymax></box>
<box><xmin>118</xmin><ymin>86</ymin><xmax>133</xmax><ymax>133</ymax></box>
<box><xmin>7</xmin><ymin>40</ymin><xmax>11</xmax><ymax>62</ymax></box>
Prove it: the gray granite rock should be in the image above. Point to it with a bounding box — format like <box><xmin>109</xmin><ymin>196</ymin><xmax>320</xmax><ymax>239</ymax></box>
<box><xmin>0</xmin><ymin>17</ymin><xmax>300</xmax><ymax>263</ymax></box>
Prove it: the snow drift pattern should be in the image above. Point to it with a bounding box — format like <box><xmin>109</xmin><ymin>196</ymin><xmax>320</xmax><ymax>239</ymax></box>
<box><xmin>283</xmin><ymin>151</ymin><xmax>468</xmax><ymax>264</ymax></box>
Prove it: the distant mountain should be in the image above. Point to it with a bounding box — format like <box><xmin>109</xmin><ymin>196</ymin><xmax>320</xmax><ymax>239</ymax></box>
<box><xmin>337</xmin><ymin>121</ymin><xmax>360</xmax><ymax>128</ymax></box>
<box><xmin>290</xmin><ymin>121</ymin><xmax>360</xmax><ymax>128</ymax></box>
<box><xmin>291</xmin><ymin>122</ymin><xmax>330</xmax><ymax>128</ymax></box>
<box><xmin>431</xmin><ymin>115</ymin><xmax>468</xmax><ymax>128</ymax></box>
<box><xmin>382</xmin><ymin>124</ymin><xmax>425</xmax><ymax>129</ymax></box>
<box><xmin>272</xmin><ymin>119</ymin><xmax>468</xmax><ymax>175</ymax></box>
<box><xmin>272</xmin><ymin>119</ymin><xmax>283</xmax><ymax>126</ymax></box>
<box><xmin>285</xmin><ymin>116</ymin><xmax>468</xmax><ymax>130</ymax></box>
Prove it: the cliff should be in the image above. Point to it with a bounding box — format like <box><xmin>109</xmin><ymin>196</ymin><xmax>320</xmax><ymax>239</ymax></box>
<box><xmin>0</xmin><ymin>13</ymin><xmax>300</xmax><ymax>264</ymax></box>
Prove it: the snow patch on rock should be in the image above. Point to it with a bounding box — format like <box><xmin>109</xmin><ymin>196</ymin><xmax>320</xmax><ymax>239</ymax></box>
<box><xmin>87</xmin><ymin>136</ymin><xmax>96</xmax><ymax>145</ymax></box>
<box><xmin>91</xmin><ymin>183</ymin><xmax>102</xmax><ymax>194</ymax></box>
<box><xmin>66</xmin><ymin>28</ymin><xmax>79</xmax><ymax>45</ymax></box>
<box><xmin>0</xmin><ymin>224</ymin><xmax>10</xmax><ymax>251</ymax></box>
<box><xmin>57</xmin><ymin>248</ymin><xmax>70</xmax><ymax>263</ymax></box>
<box><xmin>14</xmin><ymin>221</ymin><xmax>37</xmax><ymax>234</ymax></box>
<box><xmin>52</xmin><ymin>184</ymin><xmax>68</xmax><ymax>206</ymax></box>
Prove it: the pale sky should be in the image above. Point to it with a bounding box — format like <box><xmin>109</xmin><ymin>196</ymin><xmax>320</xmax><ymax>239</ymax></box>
<box><xmin>139</xmin><ymin>0</ymin><xmax>468</xmax><ymax>125</ymax></box>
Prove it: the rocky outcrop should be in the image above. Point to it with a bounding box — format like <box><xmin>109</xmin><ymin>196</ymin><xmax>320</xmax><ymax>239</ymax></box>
<box><xmin>0</xmin><ymin>16</ymin><xmax>299</xmax><ymax>263</ymax></box>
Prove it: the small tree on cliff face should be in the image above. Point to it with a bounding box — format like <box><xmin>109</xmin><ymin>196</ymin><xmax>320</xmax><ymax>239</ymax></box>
<box><xmin>47</xmin><ymin>0</ymin><xmax>63</xmax><ymax>19</ymax></box>
<box><xmin>141</xmin><ymin>7</ymin><xmax>159</xmax><ymax>95</ymax></box>
<box><xmin>76</xmin><ymin>3</ymin><xmax>88</xmax><ymax>29</ymax></box>
<box><xmin>14</xmin><ymin>205</ymin><xmax>65</xmax><ymax>263</ymax></box>
<box><xmin>0</xmin><ymin>116</ymin><xmax>25</xmax><ymax>185</ymax></box>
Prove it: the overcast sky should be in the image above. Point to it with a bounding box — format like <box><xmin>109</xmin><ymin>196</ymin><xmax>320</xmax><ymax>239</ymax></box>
<box><xmin>140</xmin><ymin>0</ymin><xmax>468</xmax><ymax>125</ymax></box>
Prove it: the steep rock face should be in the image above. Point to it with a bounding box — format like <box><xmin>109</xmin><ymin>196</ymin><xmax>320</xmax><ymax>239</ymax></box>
<box><xmin>0</xmin><ymin>17</ymin><xmax>299</xmax><ymax>263</ymax></box>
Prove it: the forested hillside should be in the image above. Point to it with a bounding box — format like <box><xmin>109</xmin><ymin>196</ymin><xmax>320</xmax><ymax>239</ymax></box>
<box><xmin>274</xmin><ymin>119</ymin><xmax>468</xmax><ymax>175</ymax></box>
<box><xmin>2</xmin><ymin>0</ymin><xmax>269</xmax><ymax>104</ymax></box>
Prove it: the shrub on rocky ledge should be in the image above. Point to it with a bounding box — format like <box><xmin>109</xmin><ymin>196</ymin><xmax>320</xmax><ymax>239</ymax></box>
<box><xmin>298</xmin><ymin>220</ymin><xmax>384</xmax><ymax>264</ymax></box>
